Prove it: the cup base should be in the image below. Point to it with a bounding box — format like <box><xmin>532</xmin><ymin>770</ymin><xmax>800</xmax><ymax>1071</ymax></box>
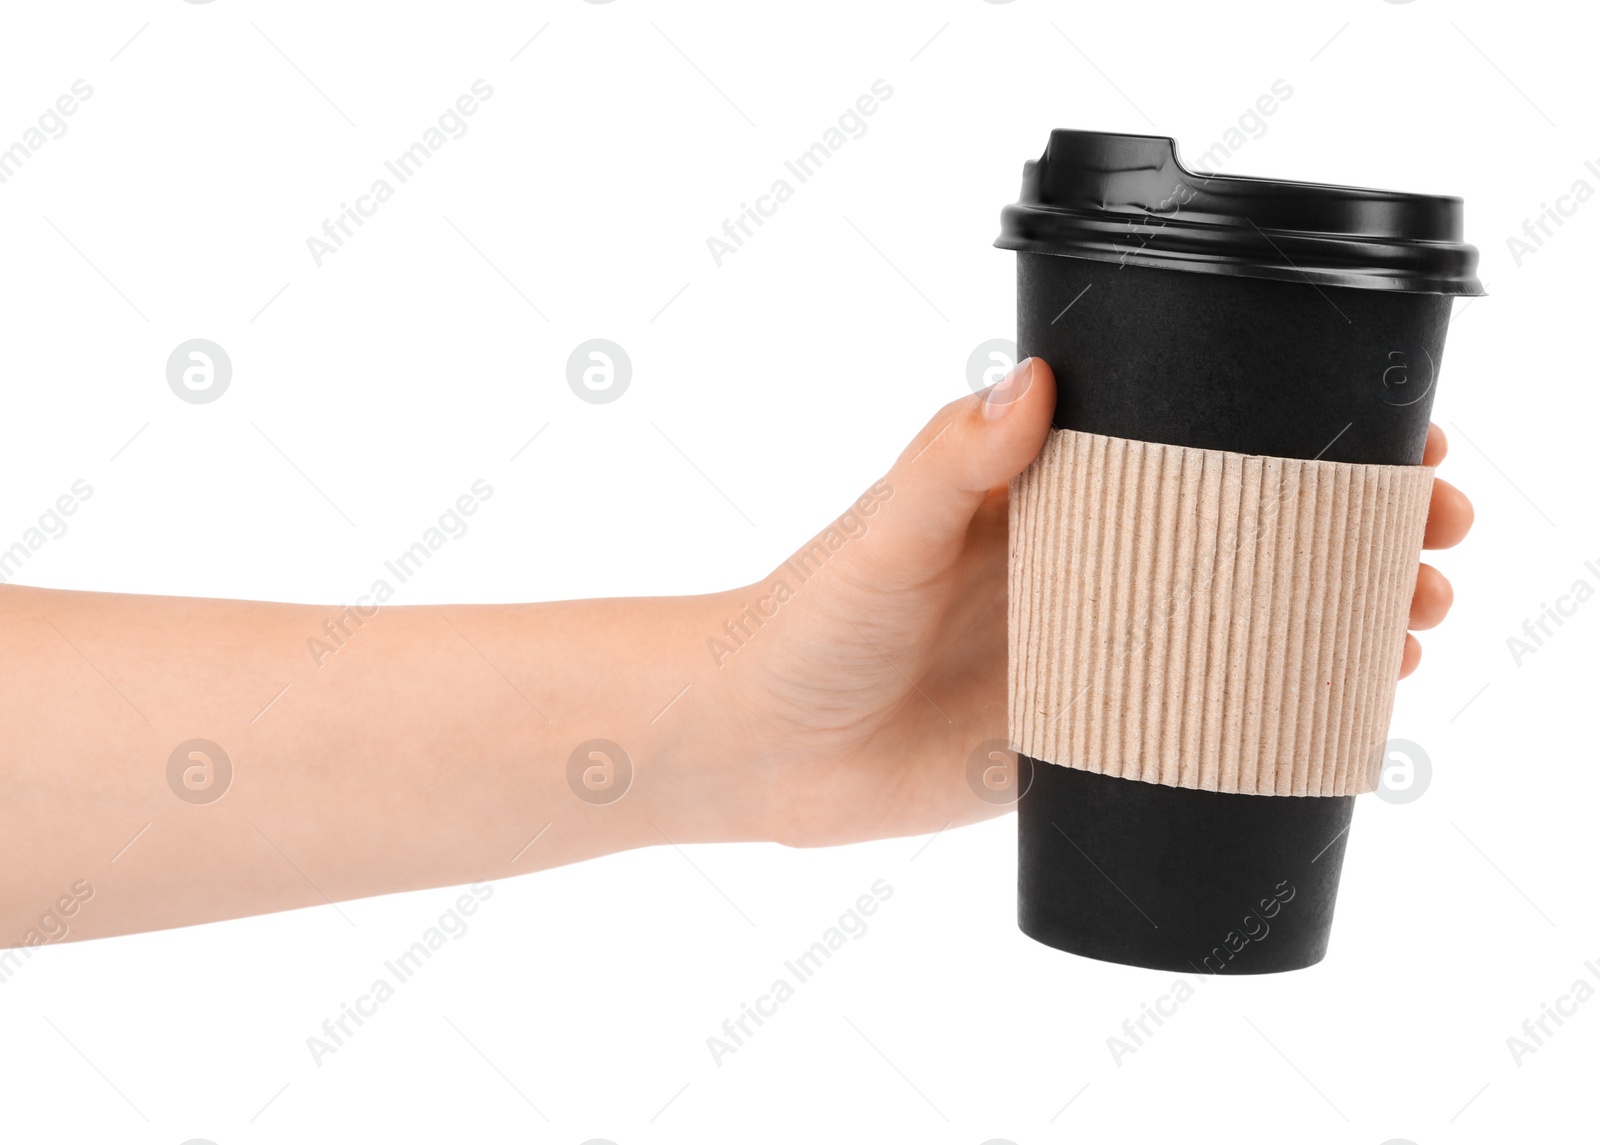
<box><xmin>1017</xmin><ymin>761</ymin><xmax>1354</xmax><ymax>974</ymax></box>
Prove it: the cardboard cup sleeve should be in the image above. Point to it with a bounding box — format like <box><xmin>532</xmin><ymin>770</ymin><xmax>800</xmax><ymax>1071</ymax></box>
<box><xmin>1008</xmin><ymin>427</ymin><xmax>1435</xmax><ymax>797</ymax></box>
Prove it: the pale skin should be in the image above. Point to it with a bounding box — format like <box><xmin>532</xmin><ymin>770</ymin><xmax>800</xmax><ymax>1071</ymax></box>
<box><xmin>0</xmin><ymin>359</ymin><xmax>1472</xmax><ymax>945</ymax></box>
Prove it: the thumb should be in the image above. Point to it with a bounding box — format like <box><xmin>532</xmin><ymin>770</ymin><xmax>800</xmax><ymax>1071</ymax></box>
<box><xmin>836</xmin><ymin>357</ymin><xmax>1056</xmax><ymax>590</ymax></box>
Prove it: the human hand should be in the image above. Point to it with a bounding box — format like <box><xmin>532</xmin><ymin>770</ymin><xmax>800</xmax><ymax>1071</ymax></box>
<box><xmin>723</xmin><ymin>358</ymin><xmax>1054</xmax><ymax>848</ymax></box>
<box><xmin>725</xmin><ymin>359</ymin><xmax>1471</xmax><ymax>849</ymax></box>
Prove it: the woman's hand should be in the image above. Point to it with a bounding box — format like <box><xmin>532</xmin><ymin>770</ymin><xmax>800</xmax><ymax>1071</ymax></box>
<box><xmin>724</xmin><ymin>359</ymin><xmax>1472</xmax><ymax>849</ymax></box>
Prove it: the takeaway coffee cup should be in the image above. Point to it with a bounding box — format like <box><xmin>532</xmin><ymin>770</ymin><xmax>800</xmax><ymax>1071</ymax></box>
<box><xmin>995</xmin><ymin>130</ymin><xmax>1482</xmax><ymax>973</ymax></box>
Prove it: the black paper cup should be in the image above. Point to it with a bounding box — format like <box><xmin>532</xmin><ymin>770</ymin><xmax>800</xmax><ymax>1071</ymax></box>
<box><xmin>995</xmin><ymin>130</ymin><xmax>1482</xmax><ymax>973</ymax></box>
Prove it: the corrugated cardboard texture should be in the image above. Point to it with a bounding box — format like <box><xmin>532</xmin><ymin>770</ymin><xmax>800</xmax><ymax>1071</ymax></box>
<box><xmin>1008</xmin><ymin>428</ymin><xmax>1435</xmax><ymax>797</ymax></box>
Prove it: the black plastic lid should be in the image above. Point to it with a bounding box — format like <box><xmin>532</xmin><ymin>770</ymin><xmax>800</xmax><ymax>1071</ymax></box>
<box><xmin>996</xmin><ymin>129</ymin><xmax>1483</xmax><ymax>295</ymax></box>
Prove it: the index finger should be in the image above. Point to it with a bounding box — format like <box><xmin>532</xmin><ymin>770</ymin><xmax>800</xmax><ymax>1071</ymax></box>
<box><xmin>1422</xmin><ymin>423</ymin><xmax>1447</xmax><ymax>467</ymax></box>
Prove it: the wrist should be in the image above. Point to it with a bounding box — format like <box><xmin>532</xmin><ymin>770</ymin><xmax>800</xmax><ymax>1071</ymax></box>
<box><xmin>629</xmin><ymin>587</ymin><xmax>778</xmax><ymax>847</ymax></box>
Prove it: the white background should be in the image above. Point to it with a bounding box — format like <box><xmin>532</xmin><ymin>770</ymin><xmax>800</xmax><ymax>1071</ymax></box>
<box><xmin>1</xmin><ymin>1</ymin><xmax>1596</xmax><ymax>1142</ymax></box>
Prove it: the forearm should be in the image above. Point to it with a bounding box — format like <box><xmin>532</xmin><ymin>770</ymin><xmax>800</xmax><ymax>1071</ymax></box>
<box><xmin>0</xmin><ymin>583</ymin><xmax>763</xmax><ymax>944</ymax></box>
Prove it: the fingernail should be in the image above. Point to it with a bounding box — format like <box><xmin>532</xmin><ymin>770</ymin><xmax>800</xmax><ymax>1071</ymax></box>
<box><xmin>984</xmin><ymin>358</ymin><xmax>1032</xmax><ymax>420</ymax></box>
